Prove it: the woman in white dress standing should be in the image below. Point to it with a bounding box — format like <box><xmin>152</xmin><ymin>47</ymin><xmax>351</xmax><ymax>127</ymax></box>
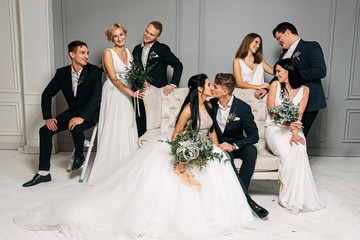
<box><xmin>233</xmin><ymin>33</ymin><xmax>273</xmax><ymax>89</ymax></box>
<box><xmin>88</xmin><ymin>23</ymin><xmax>145</xmax><ymax>183</ymax></box>
<box><xmin>15</xmin><ymin>74</ymin><xmax>260</xmax><ymax>239</ymax></box>
<box><xmin>265</xmin><ymin>58</ymin><xmax>325</xmax><ymax>214</ymax></box>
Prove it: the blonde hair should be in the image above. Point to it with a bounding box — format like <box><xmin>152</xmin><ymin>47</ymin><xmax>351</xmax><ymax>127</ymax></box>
<box><xmin>105</xmin><ymin>23</ymin><xmax>127</xmax><ymax>42</ymax></box>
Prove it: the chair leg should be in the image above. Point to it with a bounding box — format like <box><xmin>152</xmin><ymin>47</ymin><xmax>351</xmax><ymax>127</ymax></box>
<box><xmin>79</xmin><ymin>125</ymin><xmax>98</xmax><ymax>183</ymax></box>
<box><xmin>67</xmin><ymin>149</ymin><xmax>75</xmax><ymax>172</ymax></box>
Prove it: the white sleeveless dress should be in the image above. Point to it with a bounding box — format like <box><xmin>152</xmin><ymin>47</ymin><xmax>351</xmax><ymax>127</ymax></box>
<box><xmin>15</xmin><ymin>110</ymin><xmax>260</xmax><ymax>239</ymax></box>
<box><xmin>265</xmin><ymin>82</ymin><xmax>325</xmax><ymax>214</ymax></box>
<box><xmin>238</xmin><ymin>59</ymin><xmax>264</xmax><ymax>85</ymax></box>
<box><xmin>88</xmin><ymin>48</ymin><xmax>138</xmax><ymax>183</ymax></box>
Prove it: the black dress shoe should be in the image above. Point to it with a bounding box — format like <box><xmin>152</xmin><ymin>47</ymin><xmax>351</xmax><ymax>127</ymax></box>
<box><xmin>72</xmin><ymin>155</ymin><xmax>84</xmax><ymax>170</ymax></box>
<box><xmin>23</xmin><ymin>173</ymin><xmax>51</xmax><ymax>187</ymax></box>
<box><xmin>246</xmin><ymin>195</ymin><xmax>269</xmax><ymax>219</ymax></box>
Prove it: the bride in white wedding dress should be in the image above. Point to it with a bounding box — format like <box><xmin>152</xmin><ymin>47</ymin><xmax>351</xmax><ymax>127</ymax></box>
<box><xmin>265</xmin><ymin>59</ymin><xmax>325</xmax><ymax>214</ymax></box>
<box><xmin>14</xmin><ymin>74</ymin><xmax>260</xmax><ymax>239</ymax></box>
<box><xmin>88</xmin><ymin>23</ymin><xmax>145</xmax><ymax>183</ymax></box>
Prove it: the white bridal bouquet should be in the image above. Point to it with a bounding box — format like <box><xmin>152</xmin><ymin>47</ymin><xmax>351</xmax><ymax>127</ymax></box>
<box><xmin>163</xmin><ymin>120</ymin><xmax>227</xmax><ymax>188</ymax></box>
<box><xmin>268</xmin><ymin>98</ymin><xmax>300</xmax><ymax>124</ymax></box>
<box><xmin>167</xmin><ymin>120</ymin><xmax>226</xmax><ymax>170</ymax></box>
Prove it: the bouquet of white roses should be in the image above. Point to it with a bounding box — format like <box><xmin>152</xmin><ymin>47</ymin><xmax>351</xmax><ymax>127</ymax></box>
<box><xmin>268</xmin><ymin>98</ymin><xmax>300</xmax><ymax>124</ymax></box>
<box><xmin>167</xmin><ymin>121</ymin><xmax>226</xmax><ymax>170</ymax></box>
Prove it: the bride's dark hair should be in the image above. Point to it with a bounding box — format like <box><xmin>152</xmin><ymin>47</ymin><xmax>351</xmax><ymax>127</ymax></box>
<box><xmin>274</xmin><ymin>58</ymin><xmax>302</xmax><ymax>98</ymax></box>
<box><xmin>176</xmin><ymin>73</ymin><xmax>213</xmax><ymax>130</ymax></box>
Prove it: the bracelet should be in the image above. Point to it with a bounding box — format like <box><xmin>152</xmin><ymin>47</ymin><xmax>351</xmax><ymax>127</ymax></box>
<box><xmin>111</xmin><ymin>77</ymin><xmax>118</xmax><ymax>82</ymax></box>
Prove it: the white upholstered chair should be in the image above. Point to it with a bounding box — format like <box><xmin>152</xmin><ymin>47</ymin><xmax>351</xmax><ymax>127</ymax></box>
<box><xmin>138</xmin><ymin>87</ymin><xmax>278</xmax><ymax>180</ymax></box>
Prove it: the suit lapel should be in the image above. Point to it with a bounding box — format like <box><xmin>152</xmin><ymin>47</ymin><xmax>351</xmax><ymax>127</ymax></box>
<box><xmin>64</xmin><ymin>65</ymin><xmax>75</xmax><ymax>99</ymax></box>
<box><xmin>212</xmin><ymin>100</ymin><xmax>223</xmax><ymax>138</ymax></box>
<box><xmin>280</xmin><ymin>50</ymin><xmax>287</xmax><ymax>59</ymax></box>
<box><xmin>223</xmin><ymin>97</ymin><xmax>238</xmax><ymax>134</ymax></box>
<box><xmin>291</xmin><ymin>39</ymin><xmax>304</xmax><ymax>58</ymax></box>
<box><xmin>146</xmin><ymin>41</ymin><xmax>159</xmax><ymax>67</ymax></box>
<box><xmin>75</xmin><ymin>64</ymin><xmax>89</xmax><ymax>98</ymax></box>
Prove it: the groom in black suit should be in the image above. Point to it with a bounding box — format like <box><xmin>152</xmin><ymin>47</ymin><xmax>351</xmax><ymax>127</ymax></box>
<box><xmin>255</xmin><ymin>22</ymin><xmax>327</xmax><ymax>136</ymax></box>
<box><xmin>211</xmin><ymin>73</ymin><xmax>268</xmax><ymax>218</ymax></box>
<box><xmin>133</xmin><ymin>21</ymin><xmax>183</xmax><ymax>136</ymax></box>
<box><xmin>23</xmin><ymin>41</ymin><xmax>102</xmax><ymax>187</ymax></box>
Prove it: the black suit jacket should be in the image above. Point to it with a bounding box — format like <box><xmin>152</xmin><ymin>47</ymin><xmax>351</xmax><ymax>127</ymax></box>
<box><xmin>41</xmin><ymin>63</ymin><xmax>102</xmax><ymax>123</ymax></box>
<box><xmin>272</xmin><ymin>39</ymin><xmax>327</xmax><ymax>112</ymax></box>
<box><xmin>211</xmin><ymin>96</ymin><xmax>259</xmax><ymax>149</ymax></box>
<box><xmin>133</xmin><ymin>41</ymin><xmax>183</xmax><ymax>88</ymax></box>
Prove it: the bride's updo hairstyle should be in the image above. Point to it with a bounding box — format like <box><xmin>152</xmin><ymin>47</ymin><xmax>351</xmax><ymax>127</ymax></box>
<box><xmin>274</xmin><ymin>58</ymin><xmax>302</xmax><ymax>97</ymax></box>
<box><xmin>176</xmin><ymin>73</ymin><xmax>212</xmax><ymax>130</ymax></box>
<box><xmin>105</xmin><ymin>23</ymin><xmax>127</xmax><ymax>42</ymax></box>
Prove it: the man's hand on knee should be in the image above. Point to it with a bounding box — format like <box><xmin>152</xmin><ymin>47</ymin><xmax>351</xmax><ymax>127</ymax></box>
<box><xmin>45</xmin><ymin>118</ymin><xmax>58</xmax><ymax>131</ymax></box>
<box><xmin>219</xmin><ymin>142</ymin><xmax>234</xmax><ymax>152</ymax></box>
<box><xmin>68</xmin><ymin>117</ymin><xmax>84</xmax><ymax>130</ymax></box>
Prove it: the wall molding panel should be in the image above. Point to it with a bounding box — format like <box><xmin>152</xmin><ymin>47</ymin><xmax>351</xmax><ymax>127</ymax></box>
<box><xmin>323</xmin><ymin>0</ymin><xmax>337</xmax><ymax>99</ymax></box>
<box><xmin>343</xmin><ymin>109</ymin><xmax>360</xmax><ymax>143</ymax></box>
<box><xmin>347</xmin><ymin>0</ymin><xmax>360</xmax><ymax>100</ymax></box>
<box><xmin>0</xmin><ymin>103</ymin><xmax>22</xmax><ymax>135</ymax></box>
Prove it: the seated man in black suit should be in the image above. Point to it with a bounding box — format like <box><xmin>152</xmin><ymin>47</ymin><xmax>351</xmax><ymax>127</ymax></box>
<box><xmin>211</xmin><ymin>73</ymin><xmax>268</xmax><ymax>218</ymax></box>
<box><xmin>133</xmin><ymin>21</ymin><xmax>183</xmax><ymax>137</ymax></box>
<box><xmin>255</xmin><ymin>22</ymin><xmax>327</xmax><ymax>137</ymax></box>
<box><xmin>23</xmin><ymin>41</ymin><xmax>102</xmax><ymax>187</ymax></box>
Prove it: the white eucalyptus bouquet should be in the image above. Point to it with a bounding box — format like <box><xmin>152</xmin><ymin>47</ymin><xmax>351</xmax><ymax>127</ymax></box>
<box><xmin>268</xmin><ymin>98</ymin><xmax>300</xmax><ymax>124</ymax></box>
<box><xmin>166</xmin><ymin>121</ymin><xmax>226</xmax><ymax>170</ymax></box>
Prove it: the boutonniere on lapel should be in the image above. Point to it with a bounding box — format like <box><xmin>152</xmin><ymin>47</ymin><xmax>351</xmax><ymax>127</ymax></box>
<box><xmin>149</xmin><ymin>51</ymin><xmax>159</xmax><ymax>60</ymax></box>
<box><xmin>293</xmin><ymin>51</ymin><xmax>301</xmax><ymax>60</ymax></box>
<box><xmin>227</xmin><ymin>113</ymin><xmax>238</xmax><ymax>123</ymax></box>
<box><xmin>77</xmin><ymin>76</ymin><xmax>85</xmax><ymax>85</ymax></box>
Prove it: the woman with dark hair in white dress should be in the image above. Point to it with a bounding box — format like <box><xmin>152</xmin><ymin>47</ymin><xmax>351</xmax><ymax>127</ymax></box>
<box><xmin>15</xmin><ymin>74</ymin><xmax>260</xmax><ymax>239</ymax></box>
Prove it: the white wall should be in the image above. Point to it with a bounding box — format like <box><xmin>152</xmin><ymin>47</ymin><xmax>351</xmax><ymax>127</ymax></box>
<box><xmin>0</xmin><ymin>0</ymin><xmax>24</xmax><ymax>149</ymax></box>
<box><xmin>1</xmin><ymin>0</ymin><xmax>360</xmax><ymax>156</ymax></box>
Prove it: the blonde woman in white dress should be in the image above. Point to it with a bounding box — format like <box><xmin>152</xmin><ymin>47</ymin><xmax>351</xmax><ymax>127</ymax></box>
<box><xmin>265</xmin><ymin>58</ymin><xmax>325</xmax><ymax>214</ymax></box>
<box><xmin>233</xmin><ymin>33</ymin><xmax>273</xmax><ymax>89</ymax></box>
<box><xmin>88</xmin><ymin>23</ymin><xmax>146</xmax><ymax>183</ymax></box>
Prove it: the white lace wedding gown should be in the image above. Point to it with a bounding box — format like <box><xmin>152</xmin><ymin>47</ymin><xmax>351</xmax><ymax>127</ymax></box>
<box><xmin>238</xmin><ymin>59</ymin><xmax>264</xmax><ymax>85</ymax></box>
<box><xmin>265</xmin><ymin>82</ymin><xmax>325</xmax><ymax>214</ymax></box>
<box><xmin>15</xmin><ymin>110</ymin><xmax>259</xmax><ymax>239</ymax></box>
<box><xmin>88</xmin><ymin>48</ymin><xmax>138</xmax><ymax>183</ymax></box>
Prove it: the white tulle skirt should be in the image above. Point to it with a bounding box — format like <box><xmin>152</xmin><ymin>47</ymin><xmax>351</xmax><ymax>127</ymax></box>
<box><xmin>15</xmin><ymin>136</ymin><xmax>260</xmax><ymax>239</ymax></box>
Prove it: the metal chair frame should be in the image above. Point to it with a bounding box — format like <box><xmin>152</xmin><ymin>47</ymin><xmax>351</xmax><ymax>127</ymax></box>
<box><xmin>67</xmin><ymin>124</ymin><xmax>98</xmax><ymax>183</ymax></box>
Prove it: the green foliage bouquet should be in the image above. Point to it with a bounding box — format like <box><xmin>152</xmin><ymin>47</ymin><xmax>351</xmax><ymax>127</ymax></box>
<box><xmin>166</xmin><ymin>121</ymin><xmax>227</xmax><ymax>170</ymax></box>
<box><xmin>268</xmin><ymin>98</ymin><xmax>300</xmax><ymax>124</ymax></box>
<box><xmin>123</xmin><ymin>57</ymin><xmax>157</xmax><ymax>90</ymax></box>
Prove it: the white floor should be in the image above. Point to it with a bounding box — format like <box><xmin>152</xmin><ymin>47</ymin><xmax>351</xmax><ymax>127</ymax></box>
<box><xmin>1</xmin><ymin>150</ymin><xmax>360</xmax><ymax>240</ymax></box>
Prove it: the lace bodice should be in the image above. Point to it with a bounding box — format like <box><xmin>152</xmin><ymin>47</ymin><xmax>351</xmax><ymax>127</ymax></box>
<box><xmin>198</xmin><ymin>110</ymin><xmax>213</xmax><ymax>135</ymax></box>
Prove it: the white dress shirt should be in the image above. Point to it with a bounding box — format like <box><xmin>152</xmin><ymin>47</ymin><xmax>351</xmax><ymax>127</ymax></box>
<box><xmin>141</xmin><ymin>42</ymin><xmax>154</xmax><ymax>69</ymax></box>
<box><xmin>282</xmin><ymin>38</ymin><xmax>301</xmax><ymax>59</ymax></box>
<box><xmin>71</xmin><ymin>67</ymin><xmax>83</xmax><ymax>97</ymax></box>
<box><xmin>216</xmin><ymin>95</ymin><xmax>234</xmax><ymax>133</ymax></box>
